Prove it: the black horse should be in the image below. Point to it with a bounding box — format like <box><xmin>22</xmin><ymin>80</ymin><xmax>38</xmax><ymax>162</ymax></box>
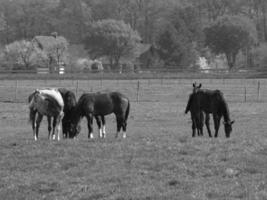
<box><xmin>186</xmin><ymin>84</ymin><xmax>234</xmax><ymax>138</ymax></box>
<box><xmin>69</xmin><ymin>91</ymin><xmax>130</xmax><ymax>139</ymax></box>
<box><xmin>185</xmin><ymin>93</ymin><xmax>205</xmax><ymax>137</ymax></box>
<box><xmin>58</xmin><ymin>88</ymin><xmax>77</xmax><ymax>138</ymax></box>
<box><xmin>185</xmin><ymin>82</ymin><xmax>205</xmax><ymax>137</ymax></box>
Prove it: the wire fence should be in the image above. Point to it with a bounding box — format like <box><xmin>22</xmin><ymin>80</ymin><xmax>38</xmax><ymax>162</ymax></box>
<box><xmin>1</xmin><ymin>67</ymin><xmax>267</xmax><ymax>80</ymax></box>
<box><xmin>1</xmin><ymin>78</ymin><xmax>267</xmax><ymax>104</ymax></box>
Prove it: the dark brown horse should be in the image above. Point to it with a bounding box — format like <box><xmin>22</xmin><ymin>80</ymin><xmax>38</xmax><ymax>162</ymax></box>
<box><xmin>186</xmin><ymin>83</ymin><xmax>234</xmax><ymax>138</ymax></box>
<box><xmin>58</xmin><ymin>88</ymin><xmax>77</xmax><ymax>138</ymax></box>
<box><xmin>185</xmin><ymin>93</ymin><xmax>205</xmax><ymax>137</ymax></box>
<box><xmin>185</xmin><ymin>82</ymin><xmax>206</xmax><ymax>137</ymax></box>
<box><xmin>28</xmin><ymin>89</ymin><xmax>64</xmax><ymax>141</ymax></box>
<box><xmin>69</xmin><ymin>91</ymin><xmax>130</xmax><ymax>139</ymax></box>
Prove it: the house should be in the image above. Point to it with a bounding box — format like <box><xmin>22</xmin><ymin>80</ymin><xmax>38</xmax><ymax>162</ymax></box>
<box><xmin>98</xmin><ymin>43</ymin><xmax>161</xmax><ymax>72</ymax></box>
<box><xmin>137</xmin><ymin>44</ymin><xmax>161</xmax><ymax>69</ymax></box>
<box><xmin>196</xmin><ymin>55</ymin><xmax>229</xmax><ymax>73</ymax></box>
<box><xmin>32</xmin><ymin>33</ymin><xmax>68</xmax><ymax>74</ymax></box>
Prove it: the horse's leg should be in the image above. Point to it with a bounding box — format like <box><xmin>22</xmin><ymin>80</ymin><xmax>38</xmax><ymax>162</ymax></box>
<box><xmin>115</xmin><ymin>115</ymin><xmax>123</xmax><ymax>138</ymax></box>
<box><xmin>205</xmin><ymin>113</ymin><xmax>212</xmax><ymax>137</ymax></box>
<box><xmin>200</xmin><ymin>112</ymin><xmax>204</xmax><ymax>136</ymax></box>
<box><xmin>31</xmin><ymin>110</ymin><xmax>37</xmax><ymax>140</ymax></box>
<box><xmin>213</xmin><ymin>114</ymin><xmax>221</xmax><ymax>138</ymax></box>
<box><xmin>52</xmin><ymin>117</ymin><xmax>57</xmax><ymax>140</ymax></box>
<box><xmin>101</xmin><ymin>115</ymin><xmax>106</xmax><ymax>138</ymax></box>
<box><xmin>86</xmin><ymin>114</ymin><xmax>94</xmax><ymax>139</ymax></box>
<box><xmin>95</xmin><ymin>115</ymin><xmax>102</xmax><ymax>138</ymax></box>
<box><xmin>196</xmin><ymin>112</ymin><xmax>203</xmax><ymax>136</ymax></box>
<box><xmin>55</xmin><ymin>112</ymin><xmax>64</xmax><ymax>141</ymax></box>
<box><xmin>57</xmin><ymin>114</ymin><xmax>63</xmax><ymax>141</ymax></box>
<box><xmin>122</xmin><ymin>115</ymin><xmax>127</xmax><ymax>138</ymax></box>
<box><xmin>47</xmin><ymin>116</ymin><xmax>52</xmax><ymax>140</ymax></box>
<box><xmin>62</xmin><ymin>117</ymin><xmax>67</xmax><ymax>139</ymax></box>
<box><xmin>35</xmin><ymin>113</ymin><xmax>43</xmax><ymax>141</ymax></box>
<box><xmin>191</xmin><ymin>113</ymin><xmax>196</xmax><ymax>137</ymax></box>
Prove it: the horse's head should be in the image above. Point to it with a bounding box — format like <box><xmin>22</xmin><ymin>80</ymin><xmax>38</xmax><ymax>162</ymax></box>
<box><xmin>223</xmin><ymin>120</ymin><xmax>235</xmax><ymax>138</ymax></box>
<box><xmin>192</xmin><ymin>82</ymin><xmax>202</xmax><ymax>93</ymax></box>
<box><xmin>68</xmin><ymin>106</ymin><xmax>82</xmax><ymax>138</ymax></box>
<box><xmin>69</xmin><ymin>122</ymin><xmax>81</xmax><ymax>138</ymax></box>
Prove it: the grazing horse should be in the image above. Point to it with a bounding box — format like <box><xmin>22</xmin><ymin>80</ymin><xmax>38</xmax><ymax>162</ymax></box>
<box><xmin>58</xmin><ymin>88</ymin><xmax>77</xmax><ymax>138</ymax></box>
<box><xmin>186</xmin><ymin>84</ymin><xmax>234</xmax><ymax>138</ymax></box>
<box><xmin>28</xmin><ymin>89</ymin><xmax>64</xmax><ymax>141</ymax></box>
<box><xmin>69</xmin><ymin>91</ymin><xmax>130</xmax><ymax>139</ymax></box>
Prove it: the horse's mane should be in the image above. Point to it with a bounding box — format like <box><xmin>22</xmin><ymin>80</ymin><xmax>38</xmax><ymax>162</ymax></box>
<box><xmin>58</xmin><ymin>88</ymin><xmax>76</xmax><ymax>112</ymax></box>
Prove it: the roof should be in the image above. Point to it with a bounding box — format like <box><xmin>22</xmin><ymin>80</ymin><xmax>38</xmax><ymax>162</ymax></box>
<box><xmin>133</xmin><ymin>43</ymin><xmax>151</xmax><ymax>57</ymax></box>
<box><xmin>33</xmin><ymin>36</ymin><xmax>67</xmax><ymax>50</ymax></box>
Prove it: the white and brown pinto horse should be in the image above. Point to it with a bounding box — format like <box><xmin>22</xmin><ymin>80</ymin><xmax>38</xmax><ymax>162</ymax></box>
<box><xmin>28</xmin><ymin>88</ymin><xmax>64</xmax><ymax>141</ymax></box>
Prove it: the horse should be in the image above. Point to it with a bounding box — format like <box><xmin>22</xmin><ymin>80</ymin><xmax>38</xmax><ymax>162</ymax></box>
<box><xmin>69</xmin><ymin>91</ymin><xmax>130</xmax><ymax>139</ymax></box>
<box><xmin>186</xmin><ymin>83</ymin><xmax>234</xmax><ymax>138</ymax></box>
<box><xmin>28</xmin><ymin>88</ymin><xmax>64</xmax><ymax>141</ymax></box>
<box><xmin>57</xmin><ymin>88</ymin><xmax>77</xmax><ymax>138</ymax></box>
<box><xmin>185</xmin><ymin>93</ymin><xmax>205</xmax><ymax>137</ymax></box>
<box><xmin>185</xmin><ymin>82</ymin><xmax>207</xmax><ymax>137</ymax></box>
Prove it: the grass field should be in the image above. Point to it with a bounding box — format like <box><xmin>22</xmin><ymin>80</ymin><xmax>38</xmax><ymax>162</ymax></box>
<box><xmin>0</xmin><ymin>79</ymin><xmax>267</xmax><ymax>199</ymax></box>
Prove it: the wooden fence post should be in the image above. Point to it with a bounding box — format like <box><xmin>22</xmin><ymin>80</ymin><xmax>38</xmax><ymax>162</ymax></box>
<box><xmin>75</xmin><ymin>80</ymin><xmax>79</xmax><ymax>96</ymax></box>
<box><xmin>136</xmin><ymin>80</ymin><xmax>140</xmax><ymax>102</ymax></box>
<box><xmin>100</xmin><ymin>73</ymin><xmax>103</xmax><ymax>88</ymax></box>
<box><xmin>244</xmin><ymin>86</ymin><xmax>247</xmax><ymax>102</ymax></box>
<box><xmin>14</xmin><ymin>80</ymin><xmax>18</xmax><ymax>101</ymax></box>
<box><xmin>257</xmin><ymin>81</ymin><xmax>260</xmax><ymax>101</ymax></box>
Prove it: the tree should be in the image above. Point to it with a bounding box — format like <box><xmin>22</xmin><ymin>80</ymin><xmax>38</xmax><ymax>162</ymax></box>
<box><xmin>156</xmin><ymin>26</ymin><xmax>183</xmax><ymax>66</ymax></box>
<box><xmin>204</xmin><ymin>15</ymin><xmax>257</xmax><ymax>69</ymax></box>
<box><xmin>84</xmin><ymin>19</ymin><xmax>141</xmax><ymax>69</ymax></box>
<box><xmin>46</xmin><ymin>36</ymin><xmax>69</xmax><ymax>68</ymax></box>
<box><xmin>4</xmin><ymin>40</ymin><xmax>34</xmax><ymax>69</ymax></box>
<box><xmin>155</xmin><ymin>6</ymin><xmax>202</xmax><ymax>68</ymax></box>
<box><xmin>54</xmin><ymin>0</ymin><xmax>92</xmax><ymax>43</ymax></box>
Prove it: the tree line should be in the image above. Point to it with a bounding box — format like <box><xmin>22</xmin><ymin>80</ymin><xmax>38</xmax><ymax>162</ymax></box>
<box><xmin>0</xmin><ymin>0</ymin><xmax>267</xmax><ymax>71</ymax></box>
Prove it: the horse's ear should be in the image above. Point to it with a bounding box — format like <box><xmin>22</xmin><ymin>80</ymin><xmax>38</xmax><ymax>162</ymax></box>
<box><xmin>193</xmin><ymin>82</ymin><xmax>196</xmax><ymax>87</ymax></box>
<box><xmin>198</xmin><ymin>83</ymin><xmax>202</xmax><ymax>88</ymax></box>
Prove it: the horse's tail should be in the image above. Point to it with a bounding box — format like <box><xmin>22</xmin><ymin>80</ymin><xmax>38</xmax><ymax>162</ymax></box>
<box><xmin>28</xmin><ymin>107</ymin><xmax>35</xmax><ymax>124</ymax></box>
<box><xmin>125</xmin><ymin>99</ymin><xmax>130</xmax><ymax>122</ymax></box>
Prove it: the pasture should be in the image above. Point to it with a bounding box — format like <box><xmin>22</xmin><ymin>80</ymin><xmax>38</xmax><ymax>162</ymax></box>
<box><xmin>0</xmin><ymin>78</ymin><xmax>267</xmax><ymax>199</ymax></box>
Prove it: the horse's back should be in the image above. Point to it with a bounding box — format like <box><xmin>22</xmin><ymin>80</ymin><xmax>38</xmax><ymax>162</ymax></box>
<box><xmin>78</xmin><ymin>91</ymin><xmax>129</xmax><ymax>116</ymax></box>
<box><xmin>58</xmin><ymin>88</ymin><xmax>76</xmax><ymax>111</ymax></box>
<box><xmin>29</xmin><ymin>88</ymin><xmax>64</xmax><ymax>116</ymax></box>
<box><xmin>38</xmin><ymin>88</ymin><xmax>64</xmax><ymax>108</ymax></box>
<box><xmin>110</xmin><ymin>92</ymin><xmax>129</xmax><ymax>104</ymax></box>
<box><xmin>193</xmin><ymin>89</ymin><xmax>225</xmax><ymax>113</ymax></box>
